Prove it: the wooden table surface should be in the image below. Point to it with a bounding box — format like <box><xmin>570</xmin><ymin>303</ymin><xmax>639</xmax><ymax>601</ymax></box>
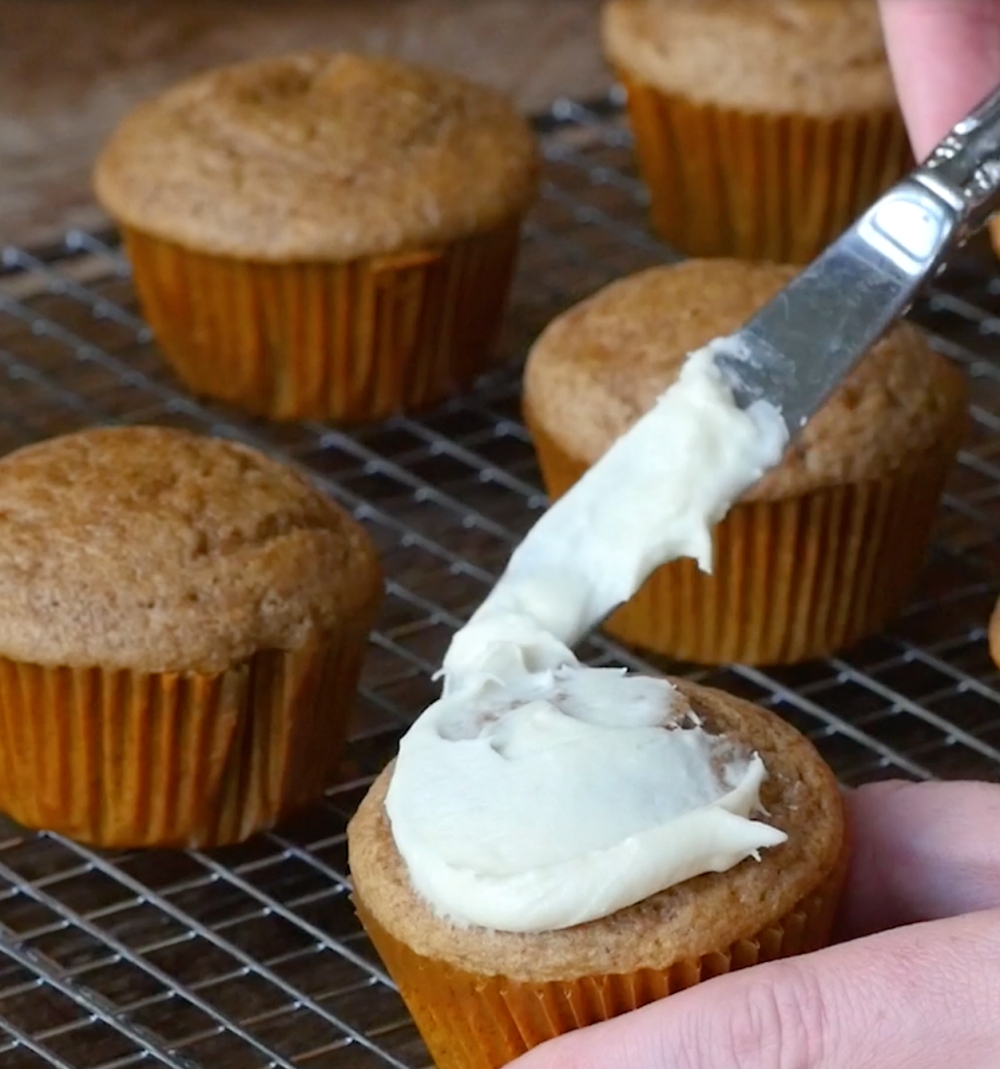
<box><xmin>0</xmin><ymin>0</ymin><xmax>610</xmax><ymax>249</ymax></box>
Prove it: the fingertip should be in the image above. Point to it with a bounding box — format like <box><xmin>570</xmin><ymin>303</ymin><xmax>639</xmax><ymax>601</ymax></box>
<box><xmin>505</xmin><ymin>988</ymin><xmax>695</xmax><ymax>1069</ymax></box>
<box><xmin>879</xmin><ymin>0</ymin><xmax>1000</xmax><ymax>158</ymax></box>
<box><xmin>844</xmin><ymin>778</ymin><xmax>912</xmax><ymax>814</ymax></box>
<box><xmin>506</xmin><ymin>1028</ymin><xmax>589</xmax><ymax>1069</ymax></box>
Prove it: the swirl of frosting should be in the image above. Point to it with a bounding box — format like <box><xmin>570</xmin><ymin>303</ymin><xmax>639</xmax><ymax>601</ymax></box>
<box><xmin>385</xmin><ymin>657</ymin><xmax>787</xmax><ymax>931</ymax></box>
<box><xmin>386</xmin><ymin>341</ymin><xmax>792</xmax><ymax>932</ymax></box>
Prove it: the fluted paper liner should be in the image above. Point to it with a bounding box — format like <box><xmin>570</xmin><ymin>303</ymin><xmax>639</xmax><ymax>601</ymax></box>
<box><xmin>0</xmin><ymin>633</ymin><xmax>368</xmax><ymax>848</ymax></box>
<box><xmin>122</xmin><ymin>220</ymin><xmax>523</xmax><ymax>423</ymax></box>
<box><xmin>618</xmin><ymin>71</ymin><xmax>912</xmax><ymax>263</ymax></box>
<box><xmin>354</xmin><ymin>856</ymin><xmax>845</xmax><ymax>1069</ymax></box>
<box><xmin>526</xmin><ymin>410</ymin><xmax>954</xmax><ymax>666</ymax></box>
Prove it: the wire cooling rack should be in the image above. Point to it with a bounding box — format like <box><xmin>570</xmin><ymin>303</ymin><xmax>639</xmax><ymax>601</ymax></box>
<box><xmin>1</xmin><ymin>91</ymin><xmax>1000</xmax><ymax>1069</ymax></box>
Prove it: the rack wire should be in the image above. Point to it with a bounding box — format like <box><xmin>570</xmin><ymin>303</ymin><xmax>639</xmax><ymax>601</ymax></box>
<box><xmin>0</xmin><ymin>91</ymin><xmax>999</xmax><ymax>1068</ymax></box>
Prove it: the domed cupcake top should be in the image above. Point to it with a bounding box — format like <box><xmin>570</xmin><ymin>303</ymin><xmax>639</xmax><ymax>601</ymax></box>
<box><xmin>602</xmin><ymin>0</ymin><xmax>897</xmax><ymax>115</ymax></box>
<box><xmin>0</xmin><ymin>426</ymin><xmax>381</xmax><ymax>672</ymax></box>
<box><xmin>525</xmin><ymin>259</ymin><xmax>968</xmax><ymax>500</ymax></box>
<box><xmin>94</xmin><ymin>52</ymin><xmax>540</xmax><ymax>261</ymax></box>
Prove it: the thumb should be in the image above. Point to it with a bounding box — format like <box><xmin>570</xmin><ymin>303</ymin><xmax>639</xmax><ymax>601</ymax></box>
<box><xmin>511</xmin><ymin>910</ymin><xmax>1000</xmax><ymax>1069</ymax></box>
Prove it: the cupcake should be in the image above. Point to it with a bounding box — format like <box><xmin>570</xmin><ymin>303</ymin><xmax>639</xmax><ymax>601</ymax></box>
<box><xmin>93</xmin><ymin>53</ymin><xmax>540</xmax><ymax>422</ymax></box>
<box><xmin>601</xmin><ymin>0</ymin><xmax>912</xmax><ymax>263</ymax></box>
<box><xmin>0</xmin><ymin>426</ymin><xmax>382</xmax><ymax>848</ymax></box>
<box><xmin>523</xmin><ymin>260</ymin><xmax>968</xmax><ymax>666</ymax></box>
<box><xmin>349</xmin><ymin>675</ymin><xmax>847</xmax><ymax>1069</ymax></box>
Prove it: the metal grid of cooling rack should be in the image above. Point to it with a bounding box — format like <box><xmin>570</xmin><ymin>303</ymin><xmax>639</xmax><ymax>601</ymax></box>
<box><xmin>0</xmin><ymin>91</ymin><xmax>1000</xmax><ymax>1068</ymax></box>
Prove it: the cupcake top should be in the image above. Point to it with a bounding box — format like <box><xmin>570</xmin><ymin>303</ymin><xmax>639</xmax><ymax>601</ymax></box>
<box><xmin>524</xmin><ymin>259</ymin><xmax>968</xmax><ymax>501</ymax></box>
<box><xmin>601</xmin><ymin>0</ymin><xmax>897</xmax><ymax>115</ymax></box>
<box><xmin>349</xmin><ymin>679</ymin><xmax>844</xmax><ymax>980</ymax></box>
<box><xmin>0</xmin><ymin>427</ymin><xmax>381</xmax><ymax>674</ymax></box>
<box><xmin>93</xmin><ymin>52</ymin><xmax>540</xmax><ymax>262</ymax></box>
<box><xmin>383</xmin><ymin>661</ymin><xmax>786</xmax><ymax>933</ymax></box>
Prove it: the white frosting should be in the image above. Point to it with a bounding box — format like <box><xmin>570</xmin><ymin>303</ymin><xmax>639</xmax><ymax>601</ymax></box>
<box><xmin>387</xmin><ymin>662</ymin><xmax>789</xmax><ymax>931</ymax></box>
<box><xmin>442</xmin><ymin>344</ymin><xmax>786</xmax><ymax>679</ymax></box>
<box><xmin>384</xmin><ymin>341</ymin><xmax>792</xmax><ymax>932</ymax></box>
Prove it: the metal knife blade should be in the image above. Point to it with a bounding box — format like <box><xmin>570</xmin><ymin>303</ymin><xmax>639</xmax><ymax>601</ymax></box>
<box><xmin>713</xmin><ymin>80</ymin><xmax>1000</xmax><ymax>437</ymax></box>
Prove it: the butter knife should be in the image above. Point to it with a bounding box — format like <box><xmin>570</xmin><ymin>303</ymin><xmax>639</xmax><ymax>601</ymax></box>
<box><xmin>714</xmin><ymin>82</ymin><xmax>1000</xmax><ymax>436</ymax></box>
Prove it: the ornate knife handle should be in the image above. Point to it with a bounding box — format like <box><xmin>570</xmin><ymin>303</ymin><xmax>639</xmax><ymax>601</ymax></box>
<box><xmin>916</xmin><ymin>81</ymin><xmax>1000</xmax><ymax>242</ymax></box>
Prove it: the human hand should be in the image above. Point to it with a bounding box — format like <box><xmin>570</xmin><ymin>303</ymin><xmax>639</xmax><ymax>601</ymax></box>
<box><xmin>879</xmin><ymin>0</ymin><xmax>1000</xmax><ymax>159</ymax></box>
<box><xmin>511</xmin><ymin>780</ymin><xmax>1000</xmax><ymax>1069</ymax></box>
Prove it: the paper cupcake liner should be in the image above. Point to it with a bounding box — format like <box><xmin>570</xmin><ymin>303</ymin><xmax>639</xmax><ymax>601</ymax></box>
<box><xmin>122</xmin><ymin>220</ymin><xmax>523</xmax><ymax>422</ymax></box>
<box><xmin>525</xmin><ymin>409</ymin><xmax>955</xmax><ymax>665</ymax></box>
<box><xmin>617</xmin><ymin>71</ymin><xmax>912</xmax><ymax>263</ymax></box>
<box><xmin>0</xmin><ymin>632</ymin><xmax>369</xmax><ymax>848</ymax></box>
<box><xmin>355</xmin><ymin>856</ymin><xmax>845</xmax><ymax>1069</ymax></box>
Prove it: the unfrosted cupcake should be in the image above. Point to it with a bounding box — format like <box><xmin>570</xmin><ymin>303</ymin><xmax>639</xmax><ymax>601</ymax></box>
<box><xmin>0</xmin><ymin>426</ymin><xmax>382</xmax><ymax>848</ymax></box>
<box><xmin>93</xmin><ymin>53</ymin><xmax>540</xmax><ymax>422</ymax></box>
<box><xmin>523</xmin><ymin>259</ymin><xmax>968</xmax><ymax>666</ymax></box>
<box><xmin>349</xmin><ymin>676</ymin><xmax>846</xmax><ymax>1069</ymax></box>
<box><xmin>601</xmin><ymin>0</ymin><xmax>911</xmax><ymax>262</ymax></box>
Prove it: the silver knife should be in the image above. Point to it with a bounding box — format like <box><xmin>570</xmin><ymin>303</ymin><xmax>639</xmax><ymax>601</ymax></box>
<box><xmin>714</xmin><ymin>82</ymin><xmax>1000</xmax><ymax>436</ymax></box>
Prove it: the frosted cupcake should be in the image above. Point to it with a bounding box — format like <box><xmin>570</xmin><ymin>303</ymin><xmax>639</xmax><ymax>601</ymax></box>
<box><xmin>349</xmin><ymin>303</ymin><xmax>850</xmax><ymax>1066</ymax></box>
<box><xmin>349</xmin><ymin>673</ymin><xmax>845</xmax><ymax>1069</ymax></box>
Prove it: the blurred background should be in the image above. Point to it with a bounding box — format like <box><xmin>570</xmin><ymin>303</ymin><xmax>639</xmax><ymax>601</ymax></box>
<box><xmin>0</xmin><ymin>0</ymin><xmax>609</xmax><ymax>247</ymax></box>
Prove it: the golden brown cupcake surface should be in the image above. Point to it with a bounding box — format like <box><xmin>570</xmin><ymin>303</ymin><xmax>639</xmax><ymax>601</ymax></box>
<box><xmin>0</xmin><ymin>426</ymin><xmax>381</xmax><ymax>673</ymax></box>
<box><xmin>601</xmin><ymin>0</ymin><xmax>896</xmax><ymax>117</ymax></box>
<box><xmin>525</xmin><ymin>260</ymin><xmax>968</xmax><ymax>502</ymax></box>
<box><xmin>350</xmin><ymin>680</ymin><xmax>844</xmax><ymax>983</ymax></box>
<box><xmin>94</xmin><ymin>52</ymin><xmax>540</xmax><ymax>262</ymax></box>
